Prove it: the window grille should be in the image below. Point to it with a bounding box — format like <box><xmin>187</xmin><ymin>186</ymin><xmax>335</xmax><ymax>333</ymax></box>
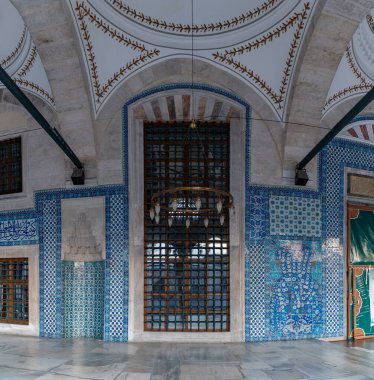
<box><xmin>0</xmin><ymin>258</ymin><xmax>28</xmax><ymax>324</ymax></box>
<box><xmin>0</xmin><ymin>137</ymin><xmax>22</xmax><ymax>195</ymax></box>
<box><xmin>144</xmin><ymin>121</ymin><xmax>230</xmax><ymax>332</ymax></box>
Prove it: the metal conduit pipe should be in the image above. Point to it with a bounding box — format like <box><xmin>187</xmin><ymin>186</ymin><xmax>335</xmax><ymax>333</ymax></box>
<box><xmin>295</xmin><ymin>87</ymin><xmax>374</xmax><ymax>185</ymax></box>
<box><xmin>0</xmin><ymin>65</ymin><xmax>84</xmax><ymax>171</ymax></box>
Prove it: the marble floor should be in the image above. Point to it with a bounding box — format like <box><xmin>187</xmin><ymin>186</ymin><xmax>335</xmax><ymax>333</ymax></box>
<box><xmin>0</xmin><ymin>336</ymin><xmax>373</xmax><ymax>379</ymax></box>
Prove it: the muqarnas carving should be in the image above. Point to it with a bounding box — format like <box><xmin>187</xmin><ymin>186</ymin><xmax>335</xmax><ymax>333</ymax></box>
<box><xmin>61</xmin><ymin>197</ymin><xmax>105</xmax><ymax>262</ymax></box>
<box><xmin>64</xmin><ymin>213</ymin><xmax>102</xmax><ymax>261</ymax></box>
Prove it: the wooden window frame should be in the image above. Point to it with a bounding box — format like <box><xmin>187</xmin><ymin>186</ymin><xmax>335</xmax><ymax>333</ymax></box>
<box><xmin>0</xmin><ymin>137</ymin><xmax>22</xmax><ymax>195</ymax></box>
<box><xmin>0</xmin><ymin>258</ymin><xmax>28</xmax><ymax>325</ymax></box>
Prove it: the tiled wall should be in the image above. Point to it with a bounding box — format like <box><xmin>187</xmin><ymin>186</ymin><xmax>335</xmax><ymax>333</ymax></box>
<box><xmin>36</xmin><ymin>186</ymin><xmax>129</xmax><ymax>341</ymax></box>
<box><xmin>0</xmin><ymin>210</ymin><xmax>38</xmax><ymax>245</ymax></box>
<box><xmin>269</xmin><ymin>196</ymin><xmax>322</xmax><ymax>238</ymax></box>
<box><xmin>246</xmin><ymin>187</ymin><xmax>324</xmax><ymax>341</ymax></box>
<box><xmin>246</xmin><ymin>136</ymin><xmax>374</xmax><ymax>341</ymax></box>
<box><xmin>63</xmin><ymin>261</ymin><xmax>105</xmax><ymax>339</ymax></box>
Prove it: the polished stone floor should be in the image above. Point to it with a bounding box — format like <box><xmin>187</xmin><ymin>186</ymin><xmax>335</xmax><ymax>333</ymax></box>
<box><xmin>0</xmin><ymin>336</ymin><xmax>373</xmax><ymax>379</ymax></box>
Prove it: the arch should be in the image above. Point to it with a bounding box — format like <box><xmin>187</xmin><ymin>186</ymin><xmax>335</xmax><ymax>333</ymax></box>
<box><xmin>92</xmin><ymin>59</ymin><xmax>286</xmax><ymax>187</ymax></box>
<box><xmin>95</xmin><ymin>57</ymin><xmax>278</xmax><ymax>124</ymax></box>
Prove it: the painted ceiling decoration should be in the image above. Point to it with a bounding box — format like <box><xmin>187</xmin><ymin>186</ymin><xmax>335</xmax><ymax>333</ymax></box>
<box><xmin>74</xmin><ymin>1</ymin><xmax>160</xmax><ymax>101</ymax></box>
<box><xmin>0</xmin><ymin>26</ymin><xmax>27</xmax><ymax>69</ymax></box>
<box><xmin>212</xmin><ymin>1</ymin><xmax>312</xmax><ymax>119</ymax></box>
<box><xmin>105</xmin><ymin>0</ymin><xmax>283</xmax><ymax>35</ymax></box>
<box><xmin>323</xmin><ymin>11</ymin><xmax>374</xmax><ymax>117</ymax></box>
<box><xmin>0</xmin><ymin>0</ymin><xmax>55</xmax><ymax>108</ymax></box>
<box><xmin>339</xmin><ymin>118</ymin><xmax>374</xmax><ymax>146</ymax></box>
<box><xmin>68</xmin><ymin>0</ymin><xmax>318</xmax><ymax>119</ymax></box>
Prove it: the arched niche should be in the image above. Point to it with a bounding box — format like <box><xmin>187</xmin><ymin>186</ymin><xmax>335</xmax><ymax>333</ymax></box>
<box><xmin>124</xmin><ymin>85</ymin><xmax>248</xmax><ymax>341</ymax></box>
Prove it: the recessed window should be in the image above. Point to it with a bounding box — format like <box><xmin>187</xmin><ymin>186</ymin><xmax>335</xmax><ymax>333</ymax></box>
<box><xmin>0</xmin><ymin>258</ymin><xmax>28</xmax><ymax>324</ymax></box>
<box><xmin>144</xmin><ymin>122</ymin><xmax>230</xmax><ymax>332</ymax></box>
<box><xmin>0</xmin><ymin>137</ymin><xmax>22</xmax><ymax>195</ymax></box>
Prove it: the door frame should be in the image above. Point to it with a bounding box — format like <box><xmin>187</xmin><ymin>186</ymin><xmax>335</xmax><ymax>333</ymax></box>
<box><xmin>347</xmin><ymin>203</ymin><xmax>374</xmax><ymax>340</ymax></box>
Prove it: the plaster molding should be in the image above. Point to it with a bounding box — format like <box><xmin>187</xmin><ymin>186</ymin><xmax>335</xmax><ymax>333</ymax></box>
<box><xmin>64</xmin><ymin>213</ymin><xmax>103</xmax><ymax>262</ymax></box>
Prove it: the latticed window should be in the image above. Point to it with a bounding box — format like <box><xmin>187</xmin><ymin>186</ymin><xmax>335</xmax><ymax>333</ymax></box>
<box><xmin>144</xmin><ymin>121</ymin><xmax>230</xmax><ymax>332</ymax></box>
<box><xmin>0</xmin><ymin>137</ymin><xmax>22</xmax><ymax>195</ymax></box>
<box><xmin>0</xmin><ymin>258</ymin><xmax>28</xmax><ymax>324</ymax></box>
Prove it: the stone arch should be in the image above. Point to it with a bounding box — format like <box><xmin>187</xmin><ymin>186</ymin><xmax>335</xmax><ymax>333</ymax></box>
<box><xmin>93</xmin><ymin>58</ymin><xmax>285</xmax><ymax>186</ymax></box>
<box><xmin>95</xmin><ymin>57</ymin><xmax>278</xmax><ymax>123</ymax></box>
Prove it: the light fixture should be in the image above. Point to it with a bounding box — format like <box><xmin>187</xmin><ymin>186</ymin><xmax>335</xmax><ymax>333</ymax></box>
<box><xmin>204</xmin><ymin>217</ymin><xmax>209</xmax><ymax>228</ymax></box>
<box><xmin>295</xmin><ymin>168</ymin><xmax>309</xmax><ymax>186</ymax></box>
<box><xmin>220</xmin><ymin>214</ymin><xmax>225</xmax><ymax>226</ymax></box>
<box><xmin>150</xmin><ymin>186</ymin><xmax>234</xmax><ymax>228</ymax></box>
<box><xmin>149</xmin><ymin>207</ymin><xmax>155</xmax><ymax>221</ymax></box>
<box><xmin>71</xmin><ymin>167</ymin><xmax>85</xmax><ymax>185</ymax></box>
<box><xmin>147</xmin><ymin>0</ymin><xmax>235</xmax><ymax>228</ymax></box>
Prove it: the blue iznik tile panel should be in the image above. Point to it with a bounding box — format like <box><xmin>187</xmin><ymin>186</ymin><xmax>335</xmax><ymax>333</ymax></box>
<box><xmin>245</xmin><ymin>132</ymin><xmax>374</xmax><ymax>342</ymax></box>
<box><xmin>246</xmin><ymin>186</ymin><xmax>324</xmax><ymax>342</ymax></box>
<box><xmin>0</xmin><ymin>218</ymin><xmax>38</xmax><ymax>244</ymax></box>
<box><xmin>249</xmin><ymin>196</ymin><xmax>267</xmax><ymax>240</ymax></box>
<box><xmin>39</xmin><ymin>199</ymin><xmax>60</xmax><ymax>337</ymax></box>
<box><xmin>36</xmin><ymin>186</ymin><xmax>128</xmax><ymax>341</ymax></box>
<box><xmin>269</xmin><ymin>196</ymin><xmax>322</xmax><ymax>238</ymax></box>
<box><xmin>106</xmin><ymin>194</ymin><xmax>128</xmax><ymax>341</ymax></box>
<box><xmin>0</xmin><ymin>210</ymin><xmax>38</xmax><ymax>246</ymax></box>
<box><xmin>63</xmin><ymin>261</ymin><xmax>104</xmax><ymax>339</ymax></box>
<box><xmin>266</xmin><ymin>240</ymin><xmax>324</xmax><ymax>339</ymax></box>
<box><xmin>246</xmin><ymin>244</ymin><xmax>266</xmax><ymax>340</ymax></box>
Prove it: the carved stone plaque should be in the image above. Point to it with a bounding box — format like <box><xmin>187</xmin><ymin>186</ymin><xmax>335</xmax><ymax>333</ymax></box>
<box><xmin>61</xmin><ymin>197</ymin><xmax>105</xmax><ymax>262</ymax></box>
<box><xmin>349</xmin><ymin>174</ymin><xmax>374</xmax><ymax>198</ymax></box>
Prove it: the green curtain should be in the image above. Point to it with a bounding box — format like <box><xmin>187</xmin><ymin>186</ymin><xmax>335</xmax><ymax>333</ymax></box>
<box><xmin>351</xmin><ymin>210</ymin><xmax>374</xmax><ymax>264</ymax></box>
